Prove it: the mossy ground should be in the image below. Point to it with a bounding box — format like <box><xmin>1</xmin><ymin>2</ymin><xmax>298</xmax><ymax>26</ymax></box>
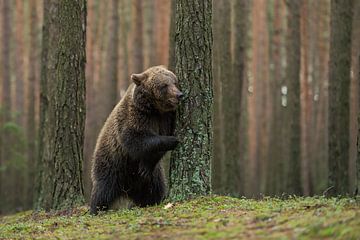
<box><xmin>1</xmin><ymin>196</ymin><xmax>360</xmax><ymax>239</ymax></box>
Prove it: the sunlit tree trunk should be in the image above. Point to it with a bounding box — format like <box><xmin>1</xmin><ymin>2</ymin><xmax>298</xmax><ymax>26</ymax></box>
<box><xmin>328</xmin><ymin>0</ymin><xmax>353</xmax><ymax>196</ymax></box>
<box><xmin>36</xmin><ymin>0</ymin><xmax>86</xmax><ymax>210</ymax></box>
<box><xmin>169</xmin><ymin>0</ymin><xmax>213</xmax><ymax>201</ymax></box>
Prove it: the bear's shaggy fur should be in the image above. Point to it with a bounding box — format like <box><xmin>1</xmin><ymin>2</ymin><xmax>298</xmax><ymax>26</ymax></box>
<box><xmin>90</xmin><ymin>66</ymin><xmax>183</xmax><ymax>214</ymax></box>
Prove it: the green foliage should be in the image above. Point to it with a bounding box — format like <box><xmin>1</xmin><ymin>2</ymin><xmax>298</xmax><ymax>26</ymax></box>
<box><xmin>1</xmin><ymin>196</ymin><xmax>360</xmax><ymax>239</ymax></box>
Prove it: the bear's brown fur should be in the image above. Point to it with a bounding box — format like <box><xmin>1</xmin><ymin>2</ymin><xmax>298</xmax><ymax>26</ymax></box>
<box><xmin>90</xmin><ymin>66</ymin><xmax>183</xmax><ymax>214</ymax></box>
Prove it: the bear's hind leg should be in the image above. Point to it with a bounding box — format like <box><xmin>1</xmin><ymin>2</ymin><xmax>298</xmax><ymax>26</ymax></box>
<box><xmin>130</xmin><ymin>168</ymin><xmax>166</xmax><ymax>207</ymax></box>
<box><xmin>90</xmin><ymin>179</ymin><xmax>119</xmax><ymax>215</ymax></box>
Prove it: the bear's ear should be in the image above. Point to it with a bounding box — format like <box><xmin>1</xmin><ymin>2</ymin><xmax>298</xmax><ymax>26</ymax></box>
<box><xmin>131</xmin><ymin>72</ymin><xmax>147</xmax><ymax>86</ymax></box>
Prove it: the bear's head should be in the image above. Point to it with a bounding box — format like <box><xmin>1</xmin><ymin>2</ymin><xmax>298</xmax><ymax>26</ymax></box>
<box><xmin>131</xmin><ymin>66</ymin><xmax>183</xmax><ymax>112</ymax></box>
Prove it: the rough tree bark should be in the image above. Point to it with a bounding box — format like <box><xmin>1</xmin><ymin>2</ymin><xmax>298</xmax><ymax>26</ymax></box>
<box><xmin>36</xmin><ymin>0</ymin><xmax>86</xmax><ymax>210</ymax></box>
<box><xmin>328</xmin><ymin>0</ymin><xmax>353</xmax><ymax>196</ymax></box>
<box><xmin>286</xmin><ymin>0</ymin><xmax>302</xmax><ymax>195</ymax></box>
<box><xmin>169</xmin><ymin>0</ymin><xmax>213</xmax><ymax>201</ymax></box>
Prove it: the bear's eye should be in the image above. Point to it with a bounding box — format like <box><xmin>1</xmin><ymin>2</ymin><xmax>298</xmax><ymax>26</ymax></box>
<box><xmin>160</xmin><ymin>84</ymin><xmax>168</xmax><ymax>91</ymax></box>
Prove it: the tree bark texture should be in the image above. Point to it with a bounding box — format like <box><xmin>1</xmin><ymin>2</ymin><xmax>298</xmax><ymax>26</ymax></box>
<box><xmin>169</xmin><ymin>0</ymin><xmax>213</xmax><ymax>201</ymax></box>
<box><xmin>36</xmin><ymin>0</ymin><xmax>86</xmax><ymax>210</ymax></box>
<box><xmin>328</xmin><ymin>0</ymin><xmax>353</xmax><ymax>196</ymax></box>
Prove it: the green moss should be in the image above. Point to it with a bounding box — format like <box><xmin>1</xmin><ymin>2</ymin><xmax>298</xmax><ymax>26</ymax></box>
<box><xmin>1</xmin><ymin>196</ymin><xmax>360</xmax><ymax>239</ymax></box>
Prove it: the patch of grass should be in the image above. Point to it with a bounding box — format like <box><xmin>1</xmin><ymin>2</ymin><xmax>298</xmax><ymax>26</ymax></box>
<box><xmin>1</xmin><ymin>196</ymin><xmax>360</xmax><ymax>239</ymax></box>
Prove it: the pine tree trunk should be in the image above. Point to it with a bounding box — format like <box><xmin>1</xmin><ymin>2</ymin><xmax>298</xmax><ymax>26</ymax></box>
<box><xmin>168</xmin><ymin>0</ymin><xmax>176</xmax><ymax>71</ymax></box>
<box><xmin>328</xmin><ymin>0</ymin><xmax>353</xmax><ymax>196</ymax></box>
<box><xmin>169</xmin><ymin>0</ymin><xmax>213</xmax><ymax>201</ymax></box>
<box><xmin>286</xmin><ymin>0</ymin><xmax>302</xmax><ymax>195</ymax></box>
<box><xmin>36</xmin><ymin>0</ymin><xmax>86</xmax><ymax>210</ymax></box>
<box><xmin>0</xmin><ymin>0</ymin><xmax>12</xmax><ymax>214</ymax></box>
<box><xmin>211</xmin><ymin>0</ymin><xmax>225</xmax><ymax>194</ymax></box>
<box><xmin>357</xmin><ymin>51</ymin><xmax>360</xmax><ymax>195</ymax></box>
<box><xmin>131</xmin><ymin>0</ymin><xmax>143</xmax><ymax>73</ymax></box>
<box><xmin>26</xmin><ymin>0</ymin><xmax>38</xmax><ymax>209</ymax></box>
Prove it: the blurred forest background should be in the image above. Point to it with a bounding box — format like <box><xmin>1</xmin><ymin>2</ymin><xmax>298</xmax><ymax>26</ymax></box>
<box><xmin>0</xmin><ymin>0</ymin><xmax>359</xmax><ymax>214</ymax></box>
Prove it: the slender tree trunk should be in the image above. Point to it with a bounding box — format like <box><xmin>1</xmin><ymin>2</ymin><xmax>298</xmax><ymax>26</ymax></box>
<box><xmin>217</xmin><ymin>0</ymin><xmax>233</xmax><ymax>195</ymax></box>
<box><xmin>1</xmin><ymin>0</ymin><xmax>12</xmax><ymax>213</ymax></box>
<box><xmin>26</xmin><ymin>0</ymin><xmax>38</xmax><ymax>209</ymax></box>
<box><xmin>14</xmin><ymin>0</ymin><xmax>25</xmax><ymax>125</ymax></box>
<box><xmin>350</xmin><ymin>0</ymin><xmax>360</xmax><ymax>193</ymax></box>
<box><xmin>169</xmin><ymin>0</ymin><xmax>213</xmax><ymax>201</ymax></box>
<box><xmin>211</xmin><ymin>0</ymin><xmax>225</xmax><ymax>194</ymax></box>
<box><xmin>131</xmin><ymin>0</ymin><xmax>143</xmax><ymax>73</ymax></box>
<box><xmin>328</xmin><ymin>0</ymin><xmax>353</xmax><ymax>196</ymax></box>
<box><xmin>36</xmin><ymin>0</ymin><xmax>86</xmax><ymax>210</ymax></box>
<box><xmin>357</xmin><ymin>52</ymin><xmax>360</xmax><ymax>195</ymax></box>
<box><xmin>168</xmin><ymin>0</ymin><xmax>176</xmax><ymax>71</ymax></box>
<box><xmin>267</xmin><ymin>0</ymin><xmax>285</xmax><ymax>195</ymax></box>
<box><xmin>286</xmin><ymin>0</ymin><xmax>302</xmax><ymax>195</ymax></box>
<box><xmin>104</xmin><ymin>0</ymin><xmax>119</xmax><ymax>113</ymax></box>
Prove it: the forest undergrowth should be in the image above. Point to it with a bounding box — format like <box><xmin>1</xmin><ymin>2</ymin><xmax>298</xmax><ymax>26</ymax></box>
<box><xmin>1</xmin><ymin>195</ymin><xmax>360</xmax><ymax>239</ymax></box>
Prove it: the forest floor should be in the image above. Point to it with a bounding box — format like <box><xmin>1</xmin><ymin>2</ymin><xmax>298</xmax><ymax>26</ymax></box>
<box><xmin>1</xmin><ymin>196</ymin><xmax>360</xmax><ymax>239</ymax></box>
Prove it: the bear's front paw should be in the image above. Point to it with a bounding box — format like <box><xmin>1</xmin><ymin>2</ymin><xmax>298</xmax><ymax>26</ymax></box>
<box><xmin>165</xmin><ymin>136</ymin><xmax>180</xmax><ymax>150</ymax></box>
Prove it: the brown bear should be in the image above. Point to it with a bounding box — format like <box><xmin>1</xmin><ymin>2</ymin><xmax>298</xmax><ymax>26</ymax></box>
<box><xmin>90</xmin><ymin>65</ymin><xmax>183</xmax><ymax>214</ymax></box>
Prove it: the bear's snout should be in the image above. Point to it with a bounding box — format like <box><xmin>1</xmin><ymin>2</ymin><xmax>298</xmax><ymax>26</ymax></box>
<box><xmin>176</xmin><ymin>92</ymin><xmax>184</xmax><ymax>100</ymax></box>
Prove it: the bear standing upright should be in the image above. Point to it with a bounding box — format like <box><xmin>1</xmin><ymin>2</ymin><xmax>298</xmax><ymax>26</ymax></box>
<box><xmin>90</xmin><ymin>66</ymin><xmax>183</xmax><ymax>214</ymax></box>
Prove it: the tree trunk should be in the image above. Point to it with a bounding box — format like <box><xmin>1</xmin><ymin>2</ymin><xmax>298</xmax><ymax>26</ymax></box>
<box><xmin>36</xmin><ymin>0</ymin><xmax>86</xmax><ymax>210</ymax></box>
<box><xmin>286</xmin><ymin>0</ymin><xmax>302</xmax><ymax>195</ymax></box>
<box><xmin>168</xmin><ymin>0</ymin><xmax>176</xmax><ymax>71</ymax></box>
<box><xmin>328</xmin><ymin>0</ymin><xmax>353</xmax><ymax>196</ymax></box>
<box><xmin>131</xmin><ymin>0</ymin><xmax>143</xmax><ymax>73</ymax></box>
<box><xmin>0</xmin><ymin>0</ymin><xmax>12</xmax><ymax>214</ymax></box>
<box><xmin>26</xmin><ymin>0</ymin><xmax>39</xmax><ymax>209</ymax></box>
<box><xmin>357</xmin><ymin>52</ymin><xmax>360</xmax><ymax>195</ymax></box>
<box><xmin>103</xmin><ymin>0</ymin><xmax>119</xmax><ymax>115</ymax></box>
<box><xmin>169</xmin><ymin>0</ymin><xmax>213</xmax><ymax>201</ymax></box>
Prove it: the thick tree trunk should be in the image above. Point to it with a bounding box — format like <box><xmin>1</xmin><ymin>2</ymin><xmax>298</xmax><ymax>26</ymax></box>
<box><xmin>169</xmin><ymin>0</ymin><xmax>213</xmax><ymax>201</ymax></box>
<box><xmin>36</xmin><ymin>0</ymin><xmax>86</xmax><ymax>210</ymax></box>
<box><xmin>328</xmin><ymin>0</ymin><xmax>353</xmax><ymax>196</ymax></box>
<box><xmin>286</xmin><ymin>0</ymin><xmax>302</xmax><ymax>195</ymax></box>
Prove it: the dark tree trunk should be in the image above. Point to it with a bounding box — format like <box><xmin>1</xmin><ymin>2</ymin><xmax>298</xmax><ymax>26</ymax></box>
<box><xmin>328</xmin><ymin>0</ymin><xmax>353</xmax><ymax>196</ymax></box>
<box><xmin>229</xmin><ymin>0</ymin><xmax>248</xmax><ymax>196</ymax></box>
<box><xmin>286</xmin><ymin>0</ymin><xmax>302</xmax><ymax>195</ymax></box>
<box><xmin>26</xmin><ymin>0</ymin><xmax>39</xmax><ymax>209</ymax></box>
<box><xmin>211</xmin><ymin>0</ymin><xmax>225</xmax><ymax>194</ymax></box>
<box><xmin>36</xmin><ymin>0</ymin><xmax>86</xmax><ymax>210</ymax></box>
<box><xmin>169</xmin><ymin>0</ymin><xmax>213</xmax><ymax>201</ymax></box>
<box><xmin>357</xmin><ymin>51</ymin><xmax>360</xmax><ymax>195</ymax></box>
<box><xmin>0</xmin><ymin>0</ymin><xmax>12</xmax><ymax>214</ymax></box>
